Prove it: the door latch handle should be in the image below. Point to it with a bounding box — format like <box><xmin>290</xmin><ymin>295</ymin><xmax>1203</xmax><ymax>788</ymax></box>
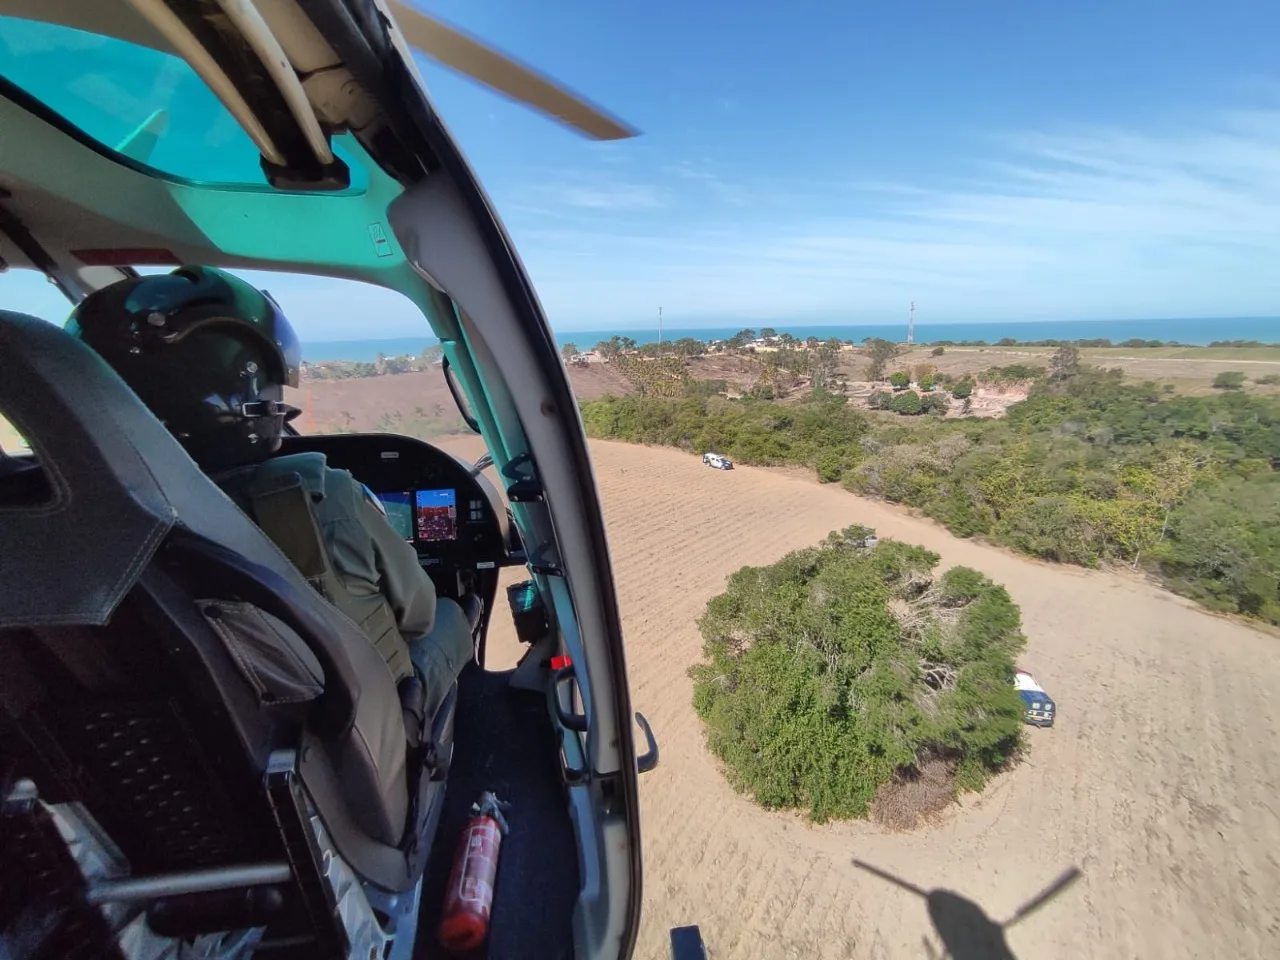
<box><xmin>635</xmin><ymin>712</ymin><xmax>658</xmax><ymax>774</ymax></box>
<box><xmin>552</xmin><ymin>664</ymin><xmax>589</xmax><ymax>732</ymax></box>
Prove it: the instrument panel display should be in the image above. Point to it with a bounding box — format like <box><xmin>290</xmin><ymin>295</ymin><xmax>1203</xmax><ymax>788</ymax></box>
<box><xmin>375</xmin><ymin>488</ymin><xmax>458</xmax><ymax>543</ymax></box>
<box><xmin>415</xmin><ymin>488</ymin><xmax>458</xmax><ymax>543</ymax></box>
<box><xmin>375</xmin><ymin>491</ymin><xmax>414</xmax><ymax>540</ymax></box>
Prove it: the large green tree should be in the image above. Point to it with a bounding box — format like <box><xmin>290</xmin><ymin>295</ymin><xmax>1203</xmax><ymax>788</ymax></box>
<box><xmin>690</xmin><ymin>531</ymin><xmax>1026</xmax><ymax>822</ymax></box>
<box><xmin>863</xmin><ymin>337</ymin><xmax>899</xmax><ymax>381</ymax></box>
<box><xmin>1050</xmin><ymin>343</ymin><xmax>1081</xmax><ymax>380</ymax></box>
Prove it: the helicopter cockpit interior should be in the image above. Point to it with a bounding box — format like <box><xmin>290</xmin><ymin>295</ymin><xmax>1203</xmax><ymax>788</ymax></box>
<box><xmin>0</xmin><ymin>2</ymin><xmax>653</xmax><ymax>959</ymax></box>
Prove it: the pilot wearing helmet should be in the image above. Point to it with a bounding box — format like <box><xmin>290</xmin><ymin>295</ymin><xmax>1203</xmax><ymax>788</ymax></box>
<box><xmin>66</xmin><ymin>265</ymin><xmax>473</xmax><ymax>721</ymax></box>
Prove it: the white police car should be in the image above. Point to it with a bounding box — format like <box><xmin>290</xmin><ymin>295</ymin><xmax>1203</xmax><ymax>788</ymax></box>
<box><xmin>703</xmin><ymin>452</ymin><xmax>733</xmax><ymax>470</ymax></box>
<box><xmin>1013</xmin><ymin>671</ymin><xmax>1056</xmax><ymax>727</ymax></box>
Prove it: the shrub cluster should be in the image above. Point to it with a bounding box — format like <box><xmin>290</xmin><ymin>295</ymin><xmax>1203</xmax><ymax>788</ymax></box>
<box><xmin>689</xmin><ymin>530</ymin><xmax>1027</xmax><ymax>823</ymax></box>
<box><xmin>580</xmin><ymin>371</ymin><xmax>1280</xmax><ymax>624</ymax></box>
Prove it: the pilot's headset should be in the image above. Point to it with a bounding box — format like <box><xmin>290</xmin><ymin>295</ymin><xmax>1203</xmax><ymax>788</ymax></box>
<box><xmin>66</xmin><ymin>266</ymin><xmax>302</xmax><ymax>471</ymax></box>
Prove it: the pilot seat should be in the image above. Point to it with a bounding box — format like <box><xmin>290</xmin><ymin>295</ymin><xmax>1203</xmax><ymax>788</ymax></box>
<box><xmin>0</xmin><ymin>310</ymin><xmax>463</xmax><ymax>959</ymax></box>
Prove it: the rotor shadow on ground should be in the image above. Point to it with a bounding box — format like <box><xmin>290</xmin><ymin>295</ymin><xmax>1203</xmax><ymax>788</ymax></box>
<box><xmin>852</xmin><ymin>859</ymin><xmax>1082</xmax><ymax>960</ymax></box>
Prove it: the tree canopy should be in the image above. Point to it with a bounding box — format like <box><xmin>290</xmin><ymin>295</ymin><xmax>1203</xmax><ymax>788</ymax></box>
<box><xmin>690</xmin><ymin>529</ymin><xmax>1027</xmax><ymax>823</ymax></box>
<box><xmin>580</xmin><ymin>370</ymin><xmax>1280</xmax><ymax>625</ymax></box>
<box><xmin>863</xmin><ymin>338</ymin><xmax>899</xmax><ymax>381</ymax></box>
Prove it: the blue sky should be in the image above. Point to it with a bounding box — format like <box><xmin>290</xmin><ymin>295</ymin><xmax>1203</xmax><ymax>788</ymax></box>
<box><xmin>8</xmin><ymin>0</ymin><xmax>1280</xmax><ymax>337</ymax></box>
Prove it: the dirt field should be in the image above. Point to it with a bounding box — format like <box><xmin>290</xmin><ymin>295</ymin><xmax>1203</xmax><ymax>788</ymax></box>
<box><xmin>563</xmin><ymin>360</ymin><xmax>638</xmax><ymax>400</ymax></box>
<box><xmin>435</xmin><ymin>434</ymin><xmax>1280</xmax><ymax>960</ymax></box>
<box><xmin>891</xmin><ymin>346</ymin><xmax>1280</xmax><ymax>396</ymax></box>
<box><xmin>289</xmin><ymin>362</ymin><xmax>640</xmax><ymax>437</ymax></box>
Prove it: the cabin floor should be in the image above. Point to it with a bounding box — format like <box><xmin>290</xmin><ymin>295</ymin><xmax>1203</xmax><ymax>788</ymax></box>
<box><xmin>415</xmin><ymin>664</ymin><xmax>579</xmax><ymax>960</ymax></box>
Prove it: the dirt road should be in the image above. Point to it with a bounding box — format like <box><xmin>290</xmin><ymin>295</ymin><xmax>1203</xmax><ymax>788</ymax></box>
<box><xmin>446</xmin><ymin>436</ymin><xmax>1280</xmax><ymax>959</ymax></box>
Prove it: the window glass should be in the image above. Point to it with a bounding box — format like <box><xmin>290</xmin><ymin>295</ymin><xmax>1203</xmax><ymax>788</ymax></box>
<box><xmin>226</xmin><ymin>271</ymin><xmax>463</xmax><ymax>442</ymax></box>
<box><xmin>0</xmin><ymin>413</ymin><xmax>27</xmax><ymax>453</ymax></box>
<box><xmin>0</xmin><ymin>266</ymin><xmax>468</xmax><ymax>443</ymax></box>
<box><xmin>0</xmin><ymin>16</ymin><xmax>366</xmax><ymax>190</ymax></box>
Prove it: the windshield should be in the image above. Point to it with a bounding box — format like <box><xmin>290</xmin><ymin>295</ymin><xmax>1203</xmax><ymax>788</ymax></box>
<box><xmin>0</xmin><ymin>15</ymin><xmax>364</xmax><ymax>190</ymax></box>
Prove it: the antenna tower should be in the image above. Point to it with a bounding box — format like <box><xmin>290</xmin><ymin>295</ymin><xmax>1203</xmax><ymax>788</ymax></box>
<box><xmin>658</xmin><ymin>306</ymin><xmax>663</xmax><ymax>345</ymax></box>
<box><xmin>907</xmin><ymin>300</ymin><xmax>915</xmax><ymax>345</ymax></box>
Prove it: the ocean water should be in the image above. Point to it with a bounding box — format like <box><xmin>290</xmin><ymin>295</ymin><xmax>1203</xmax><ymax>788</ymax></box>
<box><xmin>302</xmin><ymin>316</ymin><xmax>1280</xmax><ymax>363</ymax></box>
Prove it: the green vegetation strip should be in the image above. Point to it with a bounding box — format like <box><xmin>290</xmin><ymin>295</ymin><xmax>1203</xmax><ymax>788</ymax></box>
<box><xmin>581</xmin><ymin>371</ymin><xmax>1280</xmax><ymax>626</ymax></box>
<box><xmin>690</xmin><ymin>529</ymin><xmax>1026</xmax><ymax>824</ymax></box>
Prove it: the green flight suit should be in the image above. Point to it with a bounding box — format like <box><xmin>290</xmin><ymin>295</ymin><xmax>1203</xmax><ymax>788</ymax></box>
<box><xmin>214</xmin><ymin>452</ymin><xmax>473</xmax><ymax>718</ymax></box>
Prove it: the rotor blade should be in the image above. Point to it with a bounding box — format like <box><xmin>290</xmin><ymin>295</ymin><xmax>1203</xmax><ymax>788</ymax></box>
<box><xmin>1004</xmin><ymin>867</ymin><xmax>1082</xmax><ymax>929</ymax></box>
<box><xmin>386</xmin><ymin>0</ymin><xmax>639</xmax><ymax>141</ymax></box>
<box><xmin>852</xmin><ymin>860</ymin><xmax>929</xmax><ymax>899</ymax></box>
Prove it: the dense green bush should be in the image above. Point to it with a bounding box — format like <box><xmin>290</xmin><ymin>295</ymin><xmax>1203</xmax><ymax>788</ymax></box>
<box><xmin>993</xmin><ymin>495</ymin><xmax>1099</xmax><ymax>566</ymax></box>
<box><xmin>1153</xmin><ymin>475</ymin><xmax>1280</xmax><ymax>623</ymax></box>
<box><xmin>1212</xmin><ymin>371</ymin><xmax>1246</xmax><ymax>390</ymax></box>
<box><xmin>978</xmin><ymin>364</ymin><xmax>1046</xmax><ymax>385</ymax></box>
<box><xmin>867</xmin><ymin>390</ymin><xmax>893</xmax><ymax>410</ymax></box>
<box><xmin>689</xmin><ymin>530</ymin><xmax>1026</xmax><ymax>822</ymax></box>
<box><xmin>951</xmin><ymin>379</ymin><xmax>974</xmax><ymax>399</ymax></box>
<box><xmin>889</xmin><ymin>371</ymin><xmax>911</xmax><ymax>389</ymax></box>
<box><xmin>921</xmin><ymin>393</ymin><xmax>950</xmax><ymax>416</ymax></box>
<box><xmin>683</xmin><ymin>378</ymin><xmax>730</xmax><ymax>399</ymax></box>
<box><xmin>814</xmin><ymin>448</ymin><xmax>852</xmax><ymax>483</ymax></box>
<box><xmin>580</xmin><ymin>370</ymin><xmax>1280</xmax><ymax>625</ymax></box>
<box><xmin>891</xmin><ymin>391</ymin><xmax>923</xmax><ymax>415</ymax></box>
<box><xmin>579</xmin><ymin>392</ymin><xmax>870</xmax><ymax>472</ymax></box>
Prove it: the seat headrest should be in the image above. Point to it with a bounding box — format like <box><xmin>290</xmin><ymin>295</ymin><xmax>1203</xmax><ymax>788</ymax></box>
<box><xmin>0</xmin><ymin>310</ymin><xmax>316</xmax><ymax>628</ymax></box>
<box><xmin>0</xmin><ymin>310</ymin><xmax>180</xmax><ymax>627</ymax></box>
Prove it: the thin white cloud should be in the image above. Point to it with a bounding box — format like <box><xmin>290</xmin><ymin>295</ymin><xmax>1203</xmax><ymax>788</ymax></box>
<box><xmin>503</xmin><ymin>100</ymin><xmax>1280</xmax><ymax>326</ymax></box>
<box><xmin>664</xmin><ymin>160</ymin><xmax>718</xmax><ymax>182</ymax></box>
<box><xmin>661</xmin><ymin>160</ymin><xmax>750</xmax><ymax>205</ymax></box>
<box><xmin>525</xmin><ymin>172</ymin><xmax>666</xmax><ymax>211</ymax></box>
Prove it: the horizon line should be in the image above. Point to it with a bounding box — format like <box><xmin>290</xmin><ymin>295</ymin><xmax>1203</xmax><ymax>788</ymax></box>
<box><xmin>304</xmin><ymin>315</ymin><xmax>1280</xmax><ymax>343</ymax></box>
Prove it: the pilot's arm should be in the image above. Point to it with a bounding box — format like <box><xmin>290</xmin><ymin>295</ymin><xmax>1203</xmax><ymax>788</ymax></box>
<box><xmin>355</xmin><ymin>484</ymin><xmax>438</xmax><ymax>640</ymax></box>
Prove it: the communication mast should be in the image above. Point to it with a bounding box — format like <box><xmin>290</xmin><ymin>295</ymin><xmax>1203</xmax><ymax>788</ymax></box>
<box><xmin>658</xmin><ymin>306</ymin><xmax>663</xmax><ymax>345</ymax></box>
<box><xmin>907</xmin><ymin>300</ymin><xmax>915</xmax><ymax>345</ymax></box>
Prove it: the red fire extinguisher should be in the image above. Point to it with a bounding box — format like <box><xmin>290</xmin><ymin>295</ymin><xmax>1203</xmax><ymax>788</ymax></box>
<box><xmin>438</xmin><ymin>791</ymin><xmax>511</xmax><ymax>953</ymax></box>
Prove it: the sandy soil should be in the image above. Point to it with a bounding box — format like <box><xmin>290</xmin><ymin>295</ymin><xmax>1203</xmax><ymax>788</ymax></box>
<box><xmin>436</xmin><ymin>434</ymin><xmax>1280</xmax><ymax>960</ymax></box>
<box><xmin>290</xmin><ymin>361</ymin><xmax>640</xmax><ymax>437</ymax></box>
<box><xmin>889</xmin><ymin>346</ymin><xmax>1280</xmax><ymax>395</ymax></box>
<box><xmin>563</xmin><ymin>360</ymin><xmax>638</xmax><ymax>400</ymax></box>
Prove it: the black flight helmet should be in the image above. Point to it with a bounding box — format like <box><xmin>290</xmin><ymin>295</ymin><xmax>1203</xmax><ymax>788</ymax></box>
<box><xmin>66</xmin><ymin>265</ymin><xmax>302</xmax><ymax>471</ymax></box>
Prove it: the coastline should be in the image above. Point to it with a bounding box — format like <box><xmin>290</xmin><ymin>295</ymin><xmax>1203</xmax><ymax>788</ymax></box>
<box><xmin>303</xmin><ymin>316</ymin><xmax>1280</xmax><ymax>362</ymax></box>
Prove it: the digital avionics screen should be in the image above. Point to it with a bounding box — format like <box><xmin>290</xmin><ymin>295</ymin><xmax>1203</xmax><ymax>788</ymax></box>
<box><xmin>375</xmin><ymin>491</ymin><xmax>414</xmax><ymax>542</ymax></box>
<box><xmin>415</xmin><ymin>488</ymin><xmax>458</xmax><ymax>543</ymax></box>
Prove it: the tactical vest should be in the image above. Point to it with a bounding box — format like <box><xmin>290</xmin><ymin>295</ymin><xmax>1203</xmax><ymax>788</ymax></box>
<box><xmin>216</xmin><ymin>455</ymin><xmax>415</xmax><ymax>684</ymax></box>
